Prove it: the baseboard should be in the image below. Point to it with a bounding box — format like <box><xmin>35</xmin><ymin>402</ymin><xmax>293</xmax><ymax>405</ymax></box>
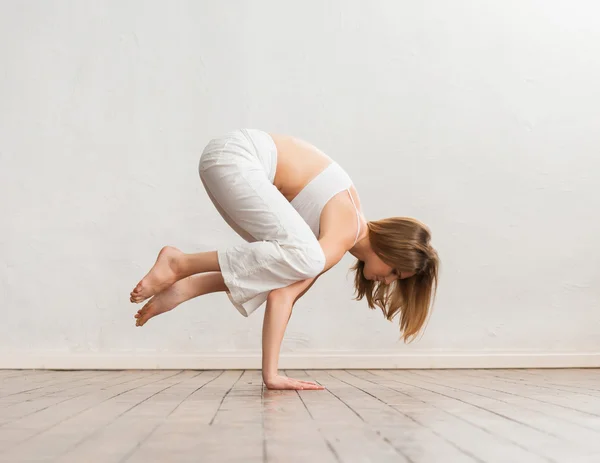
<box><xmin>1</xmin><ymin>351</ymin><xmax>599</xmax><ymax>370</ymax></box>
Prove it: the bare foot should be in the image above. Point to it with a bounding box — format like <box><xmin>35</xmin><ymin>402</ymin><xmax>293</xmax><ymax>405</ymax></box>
<box><xmin>134</xmin><ymin>276</ymin><xmax>193</xmax><ymax>326</ymax></box>
<box><xmin>130</xmin><ymin>246</ymin><xmax>183</xmax><ymax>303</ymax></box>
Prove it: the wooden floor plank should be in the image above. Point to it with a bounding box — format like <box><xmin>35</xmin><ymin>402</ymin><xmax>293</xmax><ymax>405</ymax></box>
<box><xmin>0</xmin><ymin>371</ymin><xmax>132</xmax><ymax>425</ymax></box>
<box><xmin>0</xmin><ymin>370</ymin><xmax>48</xmax><ymax>381</ymax></box>
<box><xmin>370</xmin><ymin>370</ymin><xmax>597</xmax><ymax>462</ymax></box>
<box><xmin>308</xmin><ymin>369</ymin><xmax>480</xmax><ymax>463</ymax></box>
<box><xmin>409</xmin><ymin>369</ymin><xmax>600</xmax><ymax>432</ymax></box>
<box><xmin>0</xmin><ymin>371</ymin><xmax>124</xmax><ymax>406</ymax></box>
<box><xmin>0</xmin><ymin>371</ymin><xmax>161</xmax><ymax>458</ymax></box>
<box><xmin>0</xmin><ymin>371</ymin><xmax>94</xmax><ymax>398</ymax></box>
<box><xmin>52</xmin><ymin>370</ymin><xmax>200</xmax><ymax>463</ymax></box>
<box><xmin>1</xmin><ymin>369</ymin><xmax>600</xmax><ymax>463</ymax></box>
<box><xmin>468</xmin><ymin>369</ymin><xmax>600</xmax><ymax>398</ymax></box>
<box><xmin>122</xmin><ymin>370</ymin><xmax>259</xmax><ymax>463</ymax></box>
<box><xmin>290</xmin><ymin>369</ymin><xmax>409</xmax><ymax>463</ymax></box>
<box><xmin>456</xmin><ymin>370</ymin><xmax>600</xmax><ymax>416</ymax></box>
<box><xmin>252</xmin><ymin>369</ymin><xmax>337</xmax><ymax>463</ymax></box>
<box><xmin>334</xmin><ymin>369</ymin><xmax>554</xmax><ymax>463</ymax></box>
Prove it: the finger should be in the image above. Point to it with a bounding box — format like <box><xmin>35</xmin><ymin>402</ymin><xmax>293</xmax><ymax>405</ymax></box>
<box><xmin>288</xmin><ymin>380</ymin><xmax>304</xmax><ymax>390</ymax></box>
<box><xmin>297</xmin><ymin>380</ymin><xmax>323</xmax><ymax>388</ymax></box>
<box><xmin>296</xmin><ymin>379</ymin><xmax>324</xmax><ymax>388</ymax></box>
<box><xmin>294</xmin><ymin>380</ymin><xmax>320</xmax><ymax>390</ymax></box>
<box><xmin>300</xmin><ymin>383</ymin><xmax>323</xmax><ymax>390</ymax></box>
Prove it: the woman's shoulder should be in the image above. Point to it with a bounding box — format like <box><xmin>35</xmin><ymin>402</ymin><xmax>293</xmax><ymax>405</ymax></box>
<box><xmin>318</xmin><ymin>185</ymin><xmax>364</xmax><ymax>247</ymax></box>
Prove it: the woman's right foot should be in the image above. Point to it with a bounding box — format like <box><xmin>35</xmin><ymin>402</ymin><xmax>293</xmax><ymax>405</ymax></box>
<box><xmin>130</xmin><ymin>246</ymin><xmax>183</xmax><ymax>304</ymax></box>
<box><xmin>134</xmin><ymin>276</ymin><xmax>194</xmax><ymax>327</ymax></box>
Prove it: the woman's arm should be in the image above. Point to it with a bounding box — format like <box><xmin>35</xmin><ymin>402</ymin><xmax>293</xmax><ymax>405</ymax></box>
<box><xmin>261</xmin><ymin>236</ymin><xmax>349</xmax><ymax>390</ymax></box>
<box><xmin>261</xmin><ymin>287</ymin><xmax>324</xmax><ymax>390</ymax></box>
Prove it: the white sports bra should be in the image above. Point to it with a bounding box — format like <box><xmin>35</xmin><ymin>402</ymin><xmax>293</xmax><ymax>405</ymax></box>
<box><xmin>290</xmin><ymin>161</ymin><xmax>361</xmax><ymax>245</ymax></box>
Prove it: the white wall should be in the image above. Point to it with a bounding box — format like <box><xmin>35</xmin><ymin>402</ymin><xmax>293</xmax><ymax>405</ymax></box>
<box><xmin>1</xmin><ymin>0</ymin><xmax>599</xmax><ymax>369</ymax></box>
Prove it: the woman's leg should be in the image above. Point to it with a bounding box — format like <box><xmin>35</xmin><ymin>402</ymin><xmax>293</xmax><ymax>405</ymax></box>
<box><xmin>197</xmin><ymin>142</ymin><xmax>325</xmax><ymax>317</ymax></box>
<box><xmin>131</xmin><ymin>129</ymin><xmax>323</xmax><ymax>314</ymax></box>
<box><xmin>134</xmin><ymin>271</ymin><xmax>227</xmax><ymax>326</ymax></box>
<box><xmin>130</xmin><ymin>246</ymin><xmax>221</xmax><ymax>303</ymax></box>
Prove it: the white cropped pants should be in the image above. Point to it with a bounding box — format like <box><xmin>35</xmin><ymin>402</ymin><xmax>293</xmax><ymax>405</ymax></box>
<box><xmin>198</xmin><ymin>129</ymin><xmax>326</xmax><ymax>317</ymax></box>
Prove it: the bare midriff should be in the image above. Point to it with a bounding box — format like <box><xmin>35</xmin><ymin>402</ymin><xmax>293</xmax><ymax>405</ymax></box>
<box><xmin>268</xmin><ymin>133</ymin><xmax>333</xmax><ymax>203</ymax></box>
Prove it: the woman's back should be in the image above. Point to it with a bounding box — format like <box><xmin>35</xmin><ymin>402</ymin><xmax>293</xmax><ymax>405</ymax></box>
<box><xmin>269</xmin><ymin>133</ymin><xmax>365</xmax><ymax>242</ymax></box>
<box><xmin>269</xmin><ymin>133</ymin><xmax>332</xmax><ymax>202</ymax></box>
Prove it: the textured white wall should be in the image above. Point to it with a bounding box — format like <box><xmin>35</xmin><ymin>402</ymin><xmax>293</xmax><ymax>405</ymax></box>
<box><xmin>1</xmin><ymin>1</ymin><xmax>599</xmax><ymax>367</ymax></box>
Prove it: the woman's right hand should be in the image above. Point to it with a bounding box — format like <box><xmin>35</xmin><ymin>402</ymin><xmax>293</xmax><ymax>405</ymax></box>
<box><xmin>263</xmin><ymin>374</ymin><xmax>325</xmax><ymax>390</ymax></box>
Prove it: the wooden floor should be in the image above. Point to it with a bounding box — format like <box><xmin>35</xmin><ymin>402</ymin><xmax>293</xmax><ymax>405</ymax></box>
<box><xmin>1</xmin><ymin>369</ymin><xmax>600</xmax><ymax>462</ymax></box>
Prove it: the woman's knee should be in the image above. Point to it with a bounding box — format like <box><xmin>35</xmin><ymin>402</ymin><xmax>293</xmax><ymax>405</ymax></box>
<box><xmin>199</xmin><ymin>137</ymin><xmax>227</xmax><ymax>174</ymax></box>
<box><xmin>288</xmin><ymin>241</ymin><xmax>325</xmax><ymax>279</ymax></box>
<box><xmin>198</xmin><ymin>150</ymin><xmax>214</xmax><ymax>175</ymax></box>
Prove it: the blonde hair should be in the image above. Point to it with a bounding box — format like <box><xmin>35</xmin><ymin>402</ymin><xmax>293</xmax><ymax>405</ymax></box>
<box><xmin>350</xmin><ymin>217</ymin><xmax>439</xmax><ymax>342</ymax></box>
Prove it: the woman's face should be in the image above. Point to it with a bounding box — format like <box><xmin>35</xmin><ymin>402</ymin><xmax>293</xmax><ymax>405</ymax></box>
<box><xmin>363</xmin><ymin>254</ymin><xmax>415</xmax><ymax>284</ymax></box>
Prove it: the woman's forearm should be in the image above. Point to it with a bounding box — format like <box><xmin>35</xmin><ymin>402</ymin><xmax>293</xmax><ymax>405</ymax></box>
<box><xmin>261</xmin><ymin>277</ymin><xmax>319</xmax><ymax>382</ymax></box>
<box><xmin>262</xmin><ymin>293</ymin><xmax>293</xmax><ymax>381</ymax></box>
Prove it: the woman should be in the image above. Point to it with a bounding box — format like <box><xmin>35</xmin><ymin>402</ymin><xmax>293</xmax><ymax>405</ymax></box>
<box><xmin>130</xmin><ymin>129</ymin><xmax>439</xmax><ymax>390</ymax></box>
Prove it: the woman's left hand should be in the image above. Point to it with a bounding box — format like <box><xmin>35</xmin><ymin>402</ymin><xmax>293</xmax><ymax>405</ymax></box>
<box><xmin>263</xmin><ymin>374</ymin><xmax>324</xmax><ymax>390</ymax></box>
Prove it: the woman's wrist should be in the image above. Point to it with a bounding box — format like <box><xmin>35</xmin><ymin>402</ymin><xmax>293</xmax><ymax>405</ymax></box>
<box><xmin>262</xmin><ymin>370</ymin><xmax>278</xmax><ymax>382</ymax></box>
<box><xmin>262</xmin><ymin>351</ymin><xmax>279</xmax><ymax>382</ymax></box>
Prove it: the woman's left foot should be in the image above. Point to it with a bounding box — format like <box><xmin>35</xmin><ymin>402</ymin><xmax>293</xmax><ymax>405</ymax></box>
<box><xmin>134</xmin><ymin>277</ymin><xmax>193</xmax><ymax>326</ymax></box>
<box><xmin>130</xmin><ymin>246</ymin><xmax>183</xmax><ymax>303</ymax></box>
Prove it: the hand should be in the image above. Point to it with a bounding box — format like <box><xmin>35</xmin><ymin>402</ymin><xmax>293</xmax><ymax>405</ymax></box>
<box><xmin>263</xmin><ymin>374</ymin><xmax>324</xmax><ymax>390</ymax></box>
